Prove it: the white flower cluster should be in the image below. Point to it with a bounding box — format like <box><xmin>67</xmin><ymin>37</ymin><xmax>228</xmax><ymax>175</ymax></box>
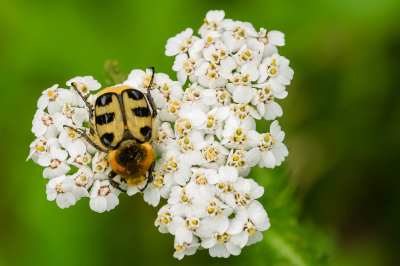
<box><xmin>27</xmin><ymin>77</ymin><xmax>125</xmax><ymax>211</ymax></box>
<box><xmin>27</xmin><ymin>10</ymin><xmax>292</xmax><ymax>260</ymax></box>
<box><xmin>156</xmin><ymin>10</ymin><xmax>291</xmax><ymax>259</ymax></box>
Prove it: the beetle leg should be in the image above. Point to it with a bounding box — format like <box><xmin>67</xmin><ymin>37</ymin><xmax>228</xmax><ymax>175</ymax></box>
<box><xmin>108</xmin><ymin>171</ymin><xmax>127</xmax><ymax>193</ymax></box>
<box><xmin>139</xmin><ymin>161</ymin><xmax>155</xmax><ymax>192</ymax></box>
<box><xmin>63</xmin><ymin>125</ymin><xmax>107</xmax><ymax>152</ymax></box>
<box><xmin>146</xmin><ymin>67</ymin><xmax>158</xmax><ymax>118</ymax></box>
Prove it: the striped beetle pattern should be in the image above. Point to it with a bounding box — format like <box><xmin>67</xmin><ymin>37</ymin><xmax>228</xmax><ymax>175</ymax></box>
<box><xmin>65</xmin><ymin>68</ymin><xmax>157</xmax><ymax>192</ymax></box>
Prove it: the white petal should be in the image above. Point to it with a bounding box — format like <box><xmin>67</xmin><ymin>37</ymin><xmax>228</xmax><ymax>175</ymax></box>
<box><xmin>89</xmin><ymin>196</ymin><xmax>107</xmax><ymax>213</ymax></box>
<box><xmin>226</xmin><ymin>241</ymin><xmax>241</xmax><ymax>256</ymax></box>
<box><xmin>144</xmin><ymin>188</ymin><xmax>160</xmax><ymax>207</ymax></box>
<box><xmin>262</xmin><ymin>43</ymin><xmax>278</xmax><ymax>58</ymax></box>
<box><xmin>175</xmin><ymin>227</ymin><xmax>193</xmax><ymax>243</ymax></box>
<box><xmin>247</xmin><ymin>231</ymin><xmax>263</xmax><ymax>246</ymax></box>
<box><xmin>106</xmin><ymin>193</ymin><xmax>119</xmax><ymax>211</ymax></box>
<box><xmin>209</xmin><ymin>215</ymin><xmax>229</xmax><ymax>233</ymax></box>
<box><xmin>37</xmin><ymin>153</ymin><xmax>52</xmax><ymax>166</ymax></box>
<box><xmin>262</xmin><ymin>151</ymin><xmax>276</xmax><ymax>168</ymax></box>
<box><xmin>246</xmin><ymin>148</ymin><xmax>261</xmax><ymax>167</ymax></box>
<box><xmin>37</xmin><ymin>96</ymin><xmax>49</xmax><ymax>110</ymax></box>
<box><xmin>48</xmin><ymin>101</ymin><xmax>62</xmax><ymax>115</ymax></box>
<box><xmin>269</xmin><ymin>78</ymin><xmax>286</xmax><ymax>93</ymax></box>
<box><xmin>56</xmin><ymin>193</ymin><xmax>76</xmax><ymax>209</ymax></box>
<box><xmin>201</xmin><ymin>237</ymin><xmax>216</xmax><ymax>249</ymax></box>
<box><xmin>233</xmin><ymin>86</ymin><xmax>252</xmax><ymax>104</ymax></box>
<box><xmin>202</xmin><ymin>89</ymin><xmax>217</xmax><ymax>105</ymax></box>
<box><xmin>72</xmin><ymin>109</ymin><xmax>86</xmax><ymax>127</ymax></box>
<box><xmin>177</xmin><ymin>69</ymin><xmax>188</xmax><ymax>85</ymax></box>
<box><xmin>221</xmin><ymin>57</ymin><xmax>236</xmax><ymax>73</ymax></box>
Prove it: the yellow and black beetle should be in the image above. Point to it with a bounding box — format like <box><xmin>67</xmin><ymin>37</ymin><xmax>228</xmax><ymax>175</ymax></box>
<box><xmin>65</xmin><ymin>67</ymin><xmax>158</xmax><ymax>192</ymax></box>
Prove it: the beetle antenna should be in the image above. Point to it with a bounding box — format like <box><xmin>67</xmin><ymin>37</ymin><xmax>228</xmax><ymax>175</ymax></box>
<box><xmin>146</xmin><ymin>67</ymin><xmax>158</xmax><ymax>118</ymax></box>
<box><xmin>70</xmin><ymin>82</ymin><xmax>93</xmax><ymax>116</ymax></box>
<box><xmin>147</xmin><ymin>67</ymin><xmax>155</xmax><ymax>92</ymax></box>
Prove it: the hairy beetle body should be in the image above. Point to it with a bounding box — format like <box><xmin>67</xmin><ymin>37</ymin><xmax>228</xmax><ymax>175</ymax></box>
<box><xmin>65</xmin><ymin>68</ymin><xmax>158</xmax><ymax>192</ymax></box>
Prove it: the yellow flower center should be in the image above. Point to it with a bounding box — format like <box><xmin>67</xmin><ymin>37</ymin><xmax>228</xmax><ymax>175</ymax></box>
<box><xmin>82</xmin><ymin>85</ymin><xmax>88</xmax><ymax>93</ymax></box>
<box><xmin>184</xmin><ymin>135</ymin><xmax>190</xmax><ymax>145</ymax></box>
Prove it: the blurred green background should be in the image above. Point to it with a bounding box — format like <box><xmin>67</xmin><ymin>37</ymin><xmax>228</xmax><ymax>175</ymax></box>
<box><xmin>1</xmin><ymin>0</ymin><xmax>399</xmax><ymax>265</ymax></box>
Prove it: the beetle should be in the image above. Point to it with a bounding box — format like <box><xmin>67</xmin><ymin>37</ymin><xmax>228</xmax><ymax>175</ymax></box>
<box><xmin>65</xmin><ymin>67</ymin><xmax>158</xmax><ymax>192</ymax></box>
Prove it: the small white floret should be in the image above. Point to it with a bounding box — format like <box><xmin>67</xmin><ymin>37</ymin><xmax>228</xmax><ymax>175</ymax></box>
<box><xmin>37</xmin><ymin>84</ymin><xmax>73</xmax><ymax>115</ymax></box>
<box><xmin>89</xmin><ymin>180</ymin><xmax>120</xmax><ymax>213</ymax></box>
<box><xmin>31</xmin><ymin>109</ymin><xmax>58</xmax><ymax>139</ymax></box>
<box><xmin>45</xmin><ymin>175</ymin><xmax>76</xmax><ymax>209</ymax></box>
<box><xmin>165</xmin><ymin>28</ymin><xmax>199</xmax><ymax>56</ymax></box>
<box><xmin>173</xmin><ymin>228</ymin><xmax>200</xmax><ymax>260</ymax></box>
<box><xmin>37</xmin><ymin>147</ymin><xmax>70</xmax><ymax>179</ymax></box>
<box><xmin>258</xmin><ymin>53</ymin><xmax>294</xmax><ymax>93</ymax></box>
<box><xmin>67</xmin><ymin>76</ymin><xmax>101</xmax><ymax>107</ymax></box>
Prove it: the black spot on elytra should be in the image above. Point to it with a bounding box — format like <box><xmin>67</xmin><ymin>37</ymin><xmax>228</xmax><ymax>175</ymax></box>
<box><xmin>133</xmin><ymin>107</ymin><xmax>150</xmax><ymax>117</ymax></box>
<box><xmin>96</xmin><ymin>94</ymin><xmax>113</xmax><ymax>107</ymax></box>
<box><xmin>125</xmin><ymin>89</ymin><xmax>144</xmax><ymax>100</ymax></box>
<box><xmin>96</xmin><ymin>113</ymin><xmax>115</xmax><ymax>125</ymax></box>
<box><xmin>101</xmin><ymin>133</ymin><xmax>114</xmax><ymax>146</ymax></box>
<box><xmin>140</xmin><ymin>126</ymin><xmax>152</xmax><ymax>140</ymax></box>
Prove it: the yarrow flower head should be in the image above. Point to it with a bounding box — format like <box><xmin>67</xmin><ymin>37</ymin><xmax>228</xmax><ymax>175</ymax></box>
<box><xmin>28</xmin><ymin>10</ymin><xmax>293</xmax><ymax>260</ymax></box>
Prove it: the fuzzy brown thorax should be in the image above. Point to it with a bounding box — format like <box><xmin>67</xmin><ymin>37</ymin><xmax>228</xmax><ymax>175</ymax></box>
<box><xmin>109</xmin><ymin>141</ymin><xmax>154</xmax><ymax>186</ymax></box>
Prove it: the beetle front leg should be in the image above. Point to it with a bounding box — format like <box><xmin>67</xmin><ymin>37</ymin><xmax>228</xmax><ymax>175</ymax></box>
<box><xmin>108</xmin><ymin>171</ymin><xmax>127</xmax><ymax>193</ymax></box>
<box><xmin>63</xmin><ymin>125</ymin><xmax>107</xmax><ymax>152</ymax></box>
<box><xmin>139</xmin><ymin>161</ymin><xmax>155</xmax><ymax>192</ymax></box>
